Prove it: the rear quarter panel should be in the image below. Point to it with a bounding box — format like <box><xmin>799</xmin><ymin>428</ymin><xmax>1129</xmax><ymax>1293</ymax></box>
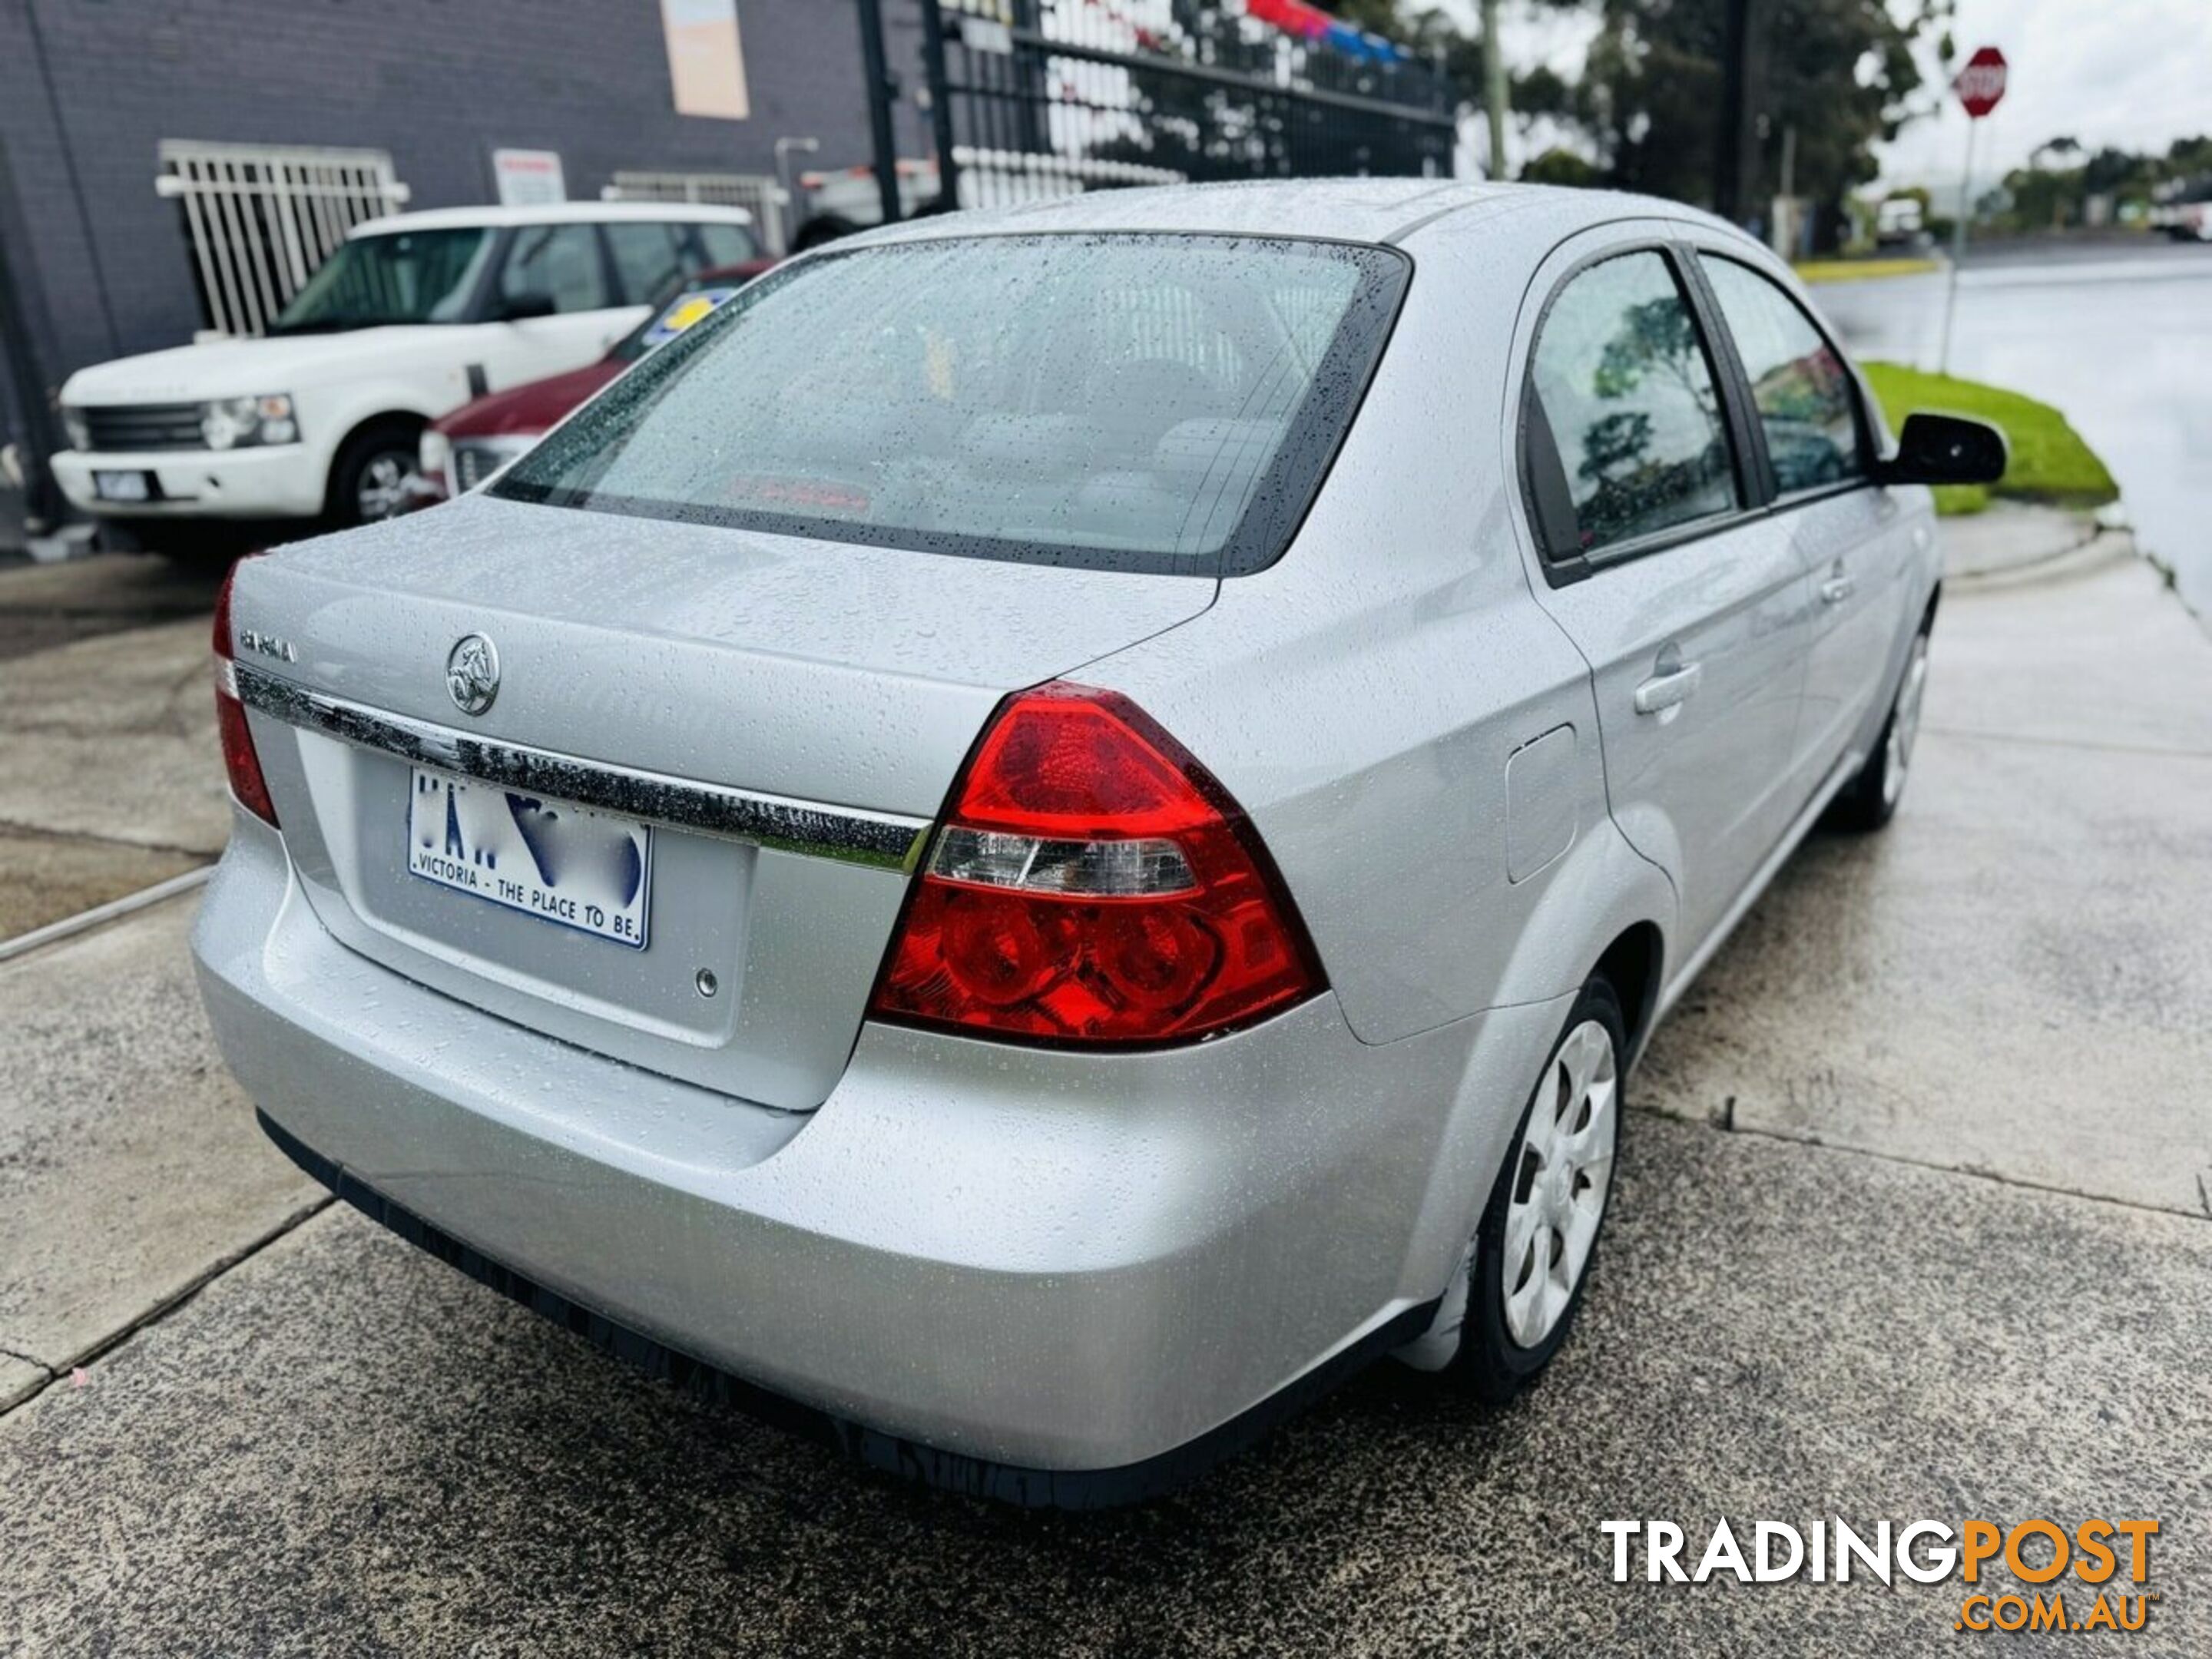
<box><xmin>1088</xmin><ymin>225</ymin><xmax>1674</xmax><ymax>1048</ymax></box>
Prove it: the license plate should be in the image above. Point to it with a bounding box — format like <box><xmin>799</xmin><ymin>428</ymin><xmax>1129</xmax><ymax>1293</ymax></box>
<box><xmin>93</xmin><ymin>470</ymin><xmax>154</xmax><ymax>503</ymax></box>
<box><xmin>407</xmin><ymin>769</ymin><xmax>652</xmax><ymax>949</ymax></box>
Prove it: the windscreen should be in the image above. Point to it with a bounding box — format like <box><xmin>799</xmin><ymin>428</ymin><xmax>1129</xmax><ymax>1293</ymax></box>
<box><xmin>270</xmin><ymin>229</ymin><xmax>497</xmax><ymax>332</ymax></box>
<box><xmin>494</xmin><ymin>234</ymin><xmax>1409</xmax><ymax>575</ymax></box>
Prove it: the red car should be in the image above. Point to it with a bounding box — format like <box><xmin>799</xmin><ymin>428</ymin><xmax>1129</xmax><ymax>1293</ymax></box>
<box><xmin>407</xmin><ymin>260</ymin><xmax>772</xmax><ymax>508</ymax></box>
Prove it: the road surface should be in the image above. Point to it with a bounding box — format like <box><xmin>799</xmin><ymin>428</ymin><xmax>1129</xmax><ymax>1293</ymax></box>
<box><xmin>1816</xmin><ymin>240</ymin><xmax>2212</xmax><ymax>617</ymax></box>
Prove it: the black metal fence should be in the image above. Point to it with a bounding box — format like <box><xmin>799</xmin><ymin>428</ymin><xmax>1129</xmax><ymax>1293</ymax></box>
<box><xmin>904</xmin><ymin>0</ymin><xmax>1457</xmax><ymax>214</ymax></box>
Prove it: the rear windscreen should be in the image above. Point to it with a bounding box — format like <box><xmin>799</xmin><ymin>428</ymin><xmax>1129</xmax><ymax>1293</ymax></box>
<box><xmin>493</xmin><ymin>233</ymin><xmax>1409</xmax><ymax>575</ymax></box>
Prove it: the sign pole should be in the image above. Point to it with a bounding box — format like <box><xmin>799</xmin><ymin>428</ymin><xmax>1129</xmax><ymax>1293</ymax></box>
<box><xmin>1938</xmin><ymin>45</ymin><xmax>2007</xmax><ymax>376</ymax></box>
<box><xmin>1937</xmin><ymin>116</ymin><xmax>1975</xmax><ymax>375</ymax></box>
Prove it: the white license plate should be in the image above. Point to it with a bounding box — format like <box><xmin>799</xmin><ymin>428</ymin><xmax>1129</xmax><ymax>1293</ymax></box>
<box><xmin>407</xmin><ymin>769</ymin><xmax>652</xmax><ymax>949</ymax></box>
<box><xmin>93</xmin><ymin>470</ymin><xmax>153</xmax><ymax>502</ymax></box>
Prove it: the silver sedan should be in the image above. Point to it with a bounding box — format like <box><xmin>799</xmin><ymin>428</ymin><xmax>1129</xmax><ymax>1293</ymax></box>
<box><xmin>194</xmin><ymin>180</ymin><xmax>2003</xmax><ymax>1505</ymax></box>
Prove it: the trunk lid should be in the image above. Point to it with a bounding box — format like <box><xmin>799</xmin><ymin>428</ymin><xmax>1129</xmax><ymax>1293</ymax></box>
<box><xmin>230</xmin><ymin>494</ymin><xmax>1215</xmax><ymax>1110</ymax></box>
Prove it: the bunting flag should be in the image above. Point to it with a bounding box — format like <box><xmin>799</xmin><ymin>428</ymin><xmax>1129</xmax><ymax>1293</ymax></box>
<box><xmin>1245</xmin><ymin>0</ymin><xmax>1410</xmax><ymax>61</ymax></box>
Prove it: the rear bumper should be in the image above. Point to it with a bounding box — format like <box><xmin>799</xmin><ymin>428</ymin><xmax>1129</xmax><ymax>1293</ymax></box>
<box><xmin>253</xmin><ymin>1105</ymin><xmax>1432</xmax><ymax>1507</ymax></box>
<box><xmin>192</xmin><ymin>810</ymin><xmax>1568</xmax><ymax>1493</ymax></box>
<box><xmin>51</xmin><ymin>444</ymin><xmax>326</xmax><ymax>519</ymax></box>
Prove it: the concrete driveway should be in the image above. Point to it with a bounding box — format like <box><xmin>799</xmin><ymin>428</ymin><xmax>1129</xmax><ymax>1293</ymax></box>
<box><xmin>1</xmin><ymin>520</ymin><xmax>2207</xmax><ymax>1655</ymax></box>
<box><xmin>0</xmin><ymin>551</ymin><xmax>227</xmax><ymax>935</ymax></box>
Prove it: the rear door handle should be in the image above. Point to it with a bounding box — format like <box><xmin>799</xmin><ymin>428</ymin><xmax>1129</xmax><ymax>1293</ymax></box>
<box><xmin>1820</xmin><ymin>575</ymin><xmax>1856</xmax><ymax>605</ymax></box>
<box><xmin>1633</xmin><ymin>661</ymin><xmax>1703</xmax><ymax>714</ymax></box>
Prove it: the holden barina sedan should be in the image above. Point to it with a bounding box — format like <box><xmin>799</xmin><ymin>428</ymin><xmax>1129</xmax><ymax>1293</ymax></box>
<box><xmin>195</xmin><ymin>181</ymin><xmax>2003</xmax><ymax>1505</ymax></box>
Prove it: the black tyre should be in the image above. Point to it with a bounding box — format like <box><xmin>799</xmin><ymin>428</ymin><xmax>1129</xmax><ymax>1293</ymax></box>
<box><xmin>326</xmin><ymin>419</ymin><xmax>422</xmax><ymax>528</ymax></box>
<box><xmin>1454</xmin><ymin>975</ymin><xmax>1626</xmax><ymax>1404</ymax></box>
<box><xmin>1829</xmin><ymin>623</ymin><xmax>1931</xmax><ymax>833</ymax></box>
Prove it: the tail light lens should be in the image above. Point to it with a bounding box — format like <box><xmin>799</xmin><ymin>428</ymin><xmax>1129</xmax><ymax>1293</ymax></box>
<box><xmin>869</xmin><ymin>682</ymin><xmax>1323</xmax><ymax>1045</ymax></box>
<box><xmin>211</xmin><ymin>562</ymin><xmax>277</xmax><ymax>826</ymax></box>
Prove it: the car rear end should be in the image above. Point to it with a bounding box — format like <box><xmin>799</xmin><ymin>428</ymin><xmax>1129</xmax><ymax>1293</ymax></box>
<box><xmin>190</xmin><ymin>226</ymin><xmax>1469</xmax><ymax>1495</ymax></box>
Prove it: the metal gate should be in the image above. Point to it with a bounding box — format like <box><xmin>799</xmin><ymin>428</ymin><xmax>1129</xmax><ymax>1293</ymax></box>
<box><xmin>909</xmin><ymin>0</ymin><xmax>1455</xmax><ymax>214</ymax></box>
<box><xmin>157</xmin><ymin>141</ymin><xmax>411</xmax><ymax>338</ymax></box>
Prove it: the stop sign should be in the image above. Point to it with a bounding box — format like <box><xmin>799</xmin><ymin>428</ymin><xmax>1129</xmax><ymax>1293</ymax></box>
<box><xmin>1954</xmin><ymin>46</ymin><xmax>2007</xmax><ymax>119</ymax></box>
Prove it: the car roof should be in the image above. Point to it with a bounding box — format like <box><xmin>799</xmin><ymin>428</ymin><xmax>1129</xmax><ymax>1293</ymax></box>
<box><xmin>349</xmin><ymin>200</ymin><xmax>755</xmax><ymax>237</ymax></box>
<box><xmin>845</xmin><ymin>177</ymin><xmax>1737</xmax><ymax>253</ymax></box>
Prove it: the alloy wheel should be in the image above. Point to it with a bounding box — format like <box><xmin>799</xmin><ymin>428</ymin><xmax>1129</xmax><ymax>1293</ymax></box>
<box><xmin>1502</xmin><ymin>1018</ymin><xmax>1618</xmax><ymax>1349</ymax></box>
<box><xmin>355</xmin><ymin>451</ymin><xmax>414</xmax><ymax>522</ymax></box>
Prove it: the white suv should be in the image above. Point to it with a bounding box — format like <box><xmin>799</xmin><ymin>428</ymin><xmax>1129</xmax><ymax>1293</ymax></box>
<box><xmin>51</xmin><ymin>202</ymin><xmax>760</xmax><ymax>542</ymax></box>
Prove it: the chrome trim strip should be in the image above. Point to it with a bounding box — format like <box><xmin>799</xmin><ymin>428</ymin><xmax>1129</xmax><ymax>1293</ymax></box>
<box><xmin>232</xmin><ymin>663</ymin><xmax>932</xmax><ymax>873</ymax></box>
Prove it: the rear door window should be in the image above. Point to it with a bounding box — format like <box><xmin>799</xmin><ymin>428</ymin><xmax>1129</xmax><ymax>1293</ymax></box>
<box><xmin>498</xmin><ymin>224</ymin><xmax>611</xmax><ymax>315</ymax></box>
<box><xmin>606</xmin><ymin>222</ymin><xmax>690</xmax><ymax>304</ymax></box>
<box><xmin>1527</xmin><ymin>250</ymin><xmax>1740</xmax><ymax>555</ymax></box>
<box><xmin>1698</xmin><ymin>256</ymin><xmax>1863</xmax><ymax>493</ymax></box>
<box><xmin>694</xmin><ymin>222</ymin><xmax>761</xmax><ymax>268</ymax></box>
<box><xmin>494</xmin><ymin>233</ymin><xmax>1409</xmax><ymax>575</ymax></box>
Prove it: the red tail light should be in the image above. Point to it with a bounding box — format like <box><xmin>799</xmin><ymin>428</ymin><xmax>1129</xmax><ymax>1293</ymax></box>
<box><xmin>211</xmin><ymin>562</ymin><xmax>277</xmax><ymax>826</ymax></box>
<box><xmin>869</xmin><ymin>682</ymin><xmax>1323</xmax><ymax>1045</ymax></box>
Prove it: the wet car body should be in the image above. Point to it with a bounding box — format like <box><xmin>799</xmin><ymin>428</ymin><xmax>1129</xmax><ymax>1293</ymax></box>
<box><xmin>194</xmin><ymin>181</ymin><xmax>1970</xmax><ymax>1504</ymax></box>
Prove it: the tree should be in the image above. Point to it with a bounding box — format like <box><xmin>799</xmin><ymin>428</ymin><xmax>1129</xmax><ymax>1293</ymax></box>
<box><xmin>2166</xmin><ymin>135</ymin><xmax>2212</xmax><ymax>180</ymax></box>
<box><xmin>1522</xmin><ymin>147</ymin><xmax>1601</xmax><ymax>187</ymax></box>
<box><xmin>1524</xmin><ymin>0</ymin><xmax>1947</xmax><ymax>250</ymax></box>
<box><xmin>1308</xmin><ymin>0</ymin><xmax>1955</xmax><ymax>232</ymax></box>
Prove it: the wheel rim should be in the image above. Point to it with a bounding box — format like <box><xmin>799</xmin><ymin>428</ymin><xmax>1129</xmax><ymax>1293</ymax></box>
<box><xmin>355</xmin><ymin>451</ymin><xmax>413</xmax><ymax>522</ymax></box>
<box><xmin>1502</xmin><ymin>1018</ymin><xmax>1618</xmax><ymax>1349</ymax></box>
<box><xmin>1883</xmin><ymin>634</ymin><xmax>1931</xmax><ymax>809</ymax></box>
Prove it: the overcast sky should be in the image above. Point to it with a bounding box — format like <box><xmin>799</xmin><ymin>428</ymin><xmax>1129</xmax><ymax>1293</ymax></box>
<box><xmin>1874</xmin><ymin>0</ymin><xmax>2212</xmax><ymax>187</ymax></box>
<box><xmin>1427</xmin><ymin>0</ymin><xmax>2212</xmax><ymax>190</ymax></box>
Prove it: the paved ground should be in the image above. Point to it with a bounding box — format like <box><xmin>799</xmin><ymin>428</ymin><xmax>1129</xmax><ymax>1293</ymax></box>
<box><xmin>0</xmin><ymin>548</ymin><xmax>224</xmax><ymax>661</ymax></box>
<box><xmin>1644</xmin><ymin>528</ymin><xmax>2212</xmax><ymax>1220</ymax></box>
<box><xmin>1</xmin><ymin>513</ymin><xmax>2207</xmax><ymax>1654</ymax></box>
<box><xmin>1818</xmin><ymin>240</ymin><xmax>2212</xmax><ymax>616</ymax></box>
<box><xmin>0</xmin><ymin>899</ymin><xmax>326</xmax><ymax>1409</ymax></box>
<box><xmin>0</xmin><ymin>553</ymin><xmax>227</xmax><ymax>935</ymax></box>
<box><xmin>2</xmin><ymin>1118</ymin><xmax>2203</xmax><ymax>1657</ymax></box>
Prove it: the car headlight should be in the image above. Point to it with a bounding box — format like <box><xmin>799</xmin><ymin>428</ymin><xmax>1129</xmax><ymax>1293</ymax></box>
<box><xmin>418</xmin><ymin>429</ymin><xmax>452</xmax><ymax>479</ymax></box>
<box><xmin>61</xmin><ymin>408</ymin><xmax>89</xmax><ymax>452</ymax></box>
<box><xmin>201</xmin><ymin>392</ymin><xmax>297</xmax><ymax>450</ymax></box>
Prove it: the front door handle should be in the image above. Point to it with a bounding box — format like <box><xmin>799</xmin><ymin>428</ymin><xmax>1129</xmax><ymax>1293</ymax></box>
<box><xmin>1820</xmin><ymin>574</ymin><xmax>1856</xmax><ymax>605</ymax></box>
<box><xmin>1633</xmin><ymin>661</ymin><xmax>1703</xmax><ymax>715</ymax></box>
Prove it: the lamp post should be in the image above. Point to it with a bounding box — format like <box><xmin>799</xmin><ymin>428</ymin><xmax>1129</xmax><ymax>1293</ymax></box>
<box><xmin>772</xmin><ymin>136</ymin><xmax>819</xmax><ymax>255</ymax></box>
<box><xmin>1480</xmin><ymin>0</ymin><xmax>1509</xmax><ymax>180</ymax></box>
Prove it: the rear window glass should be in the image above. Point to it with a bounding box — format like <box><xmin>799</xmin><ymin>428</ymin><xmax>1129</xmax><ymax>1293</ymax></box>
<box><xmin>493</xmin><ymin>233</ymin><xmax>1409</xmax><ymax>575</ymax></box>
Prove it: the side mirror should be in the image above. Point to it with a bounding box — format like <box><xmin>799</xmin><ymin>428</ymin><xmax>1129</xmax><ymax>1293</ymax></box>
<box><xmin>498</xmin><ymin>291</ymin><xmax>558</xmax><ymax>323</ymax></box>
<box><xmin>1876</xmin><ymin>410</ymin><xmax>2008</xmax><ymax>488</ymax></box>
